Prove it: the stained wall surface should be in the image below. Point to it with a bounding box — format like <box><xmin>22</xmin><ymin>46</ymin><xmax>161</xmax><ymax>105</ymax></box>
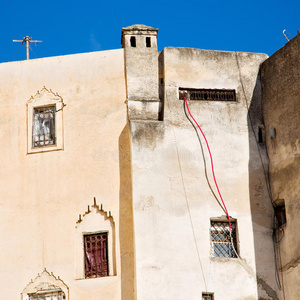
<box><xmin>261</xmin><ymin>34</ymin><xmax>300</xmax><ymax>300</ymax></box>
<box><xmin>130</xmin><ymin>47</ymin><xmax>279</xmax><ymax>299</ymax></box>
<box><xmin>0</xmin><ymin>49</ymin><xmax>128</xmax><ymax>299</ymax></box>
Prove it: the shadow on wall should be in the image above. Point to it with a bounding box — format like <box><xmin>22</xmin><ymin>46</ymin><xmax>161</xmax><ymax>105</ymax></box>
<box><xmin>247</xmin><ymin>72</ymin><xmax>280</xmax><ymax>300</ymax></box>
<box><xmin>119</xmin><ymin>123</ymin><xmax>136</xmax><ymax>300</ymax></box>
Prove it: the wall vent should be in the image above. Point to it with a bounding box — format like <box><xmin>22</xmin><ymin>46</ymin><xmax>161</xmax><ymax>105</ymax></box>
<box><xmin>179</xmin><ymin>88</ymin><xmax>236</xmax><ymax>102</ymax></box>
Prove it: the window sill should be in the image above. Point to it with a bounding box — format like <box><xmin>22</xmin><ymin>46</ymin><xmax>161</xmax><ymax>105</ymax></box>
<box><xmin>75</xmin><ymin>275</ymin><xmax>117</xmax><ymax>281</ymax></box>
<box><xmin>27</xmin><ymin>145</ymin><xmax>63</xmax><ymax>155</ymax></box>
<box><xmin>210</xmin><ymin>256</ymin><xmax>238</xmax><ymax>262</ymax></box>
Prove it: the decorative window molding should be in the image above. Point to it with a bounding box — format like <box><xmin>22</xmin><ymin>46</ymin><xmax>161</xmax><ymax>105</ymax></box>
<box><xmin>75</xmin><ymin>197</ymin><xmax>116</xmax><ymax>279</ymax></box>
<box><xmin>21</xmin><ymin>269</ymin><xmax>69</xmax><ymax>300</ymax></box>
<box><xmin>27</xmin><ymin>87</ymin><xmax>65</xmax><ymax>154</ymax></box>
<box><xmin>179</xmin><ymin>88</ymin><xmax>236</xmax><ymax>102</ymax></box>
<box><xmin>210</xmin><ymin>218</ymin><xmax>238</xmax><ymax>258</ymax></box>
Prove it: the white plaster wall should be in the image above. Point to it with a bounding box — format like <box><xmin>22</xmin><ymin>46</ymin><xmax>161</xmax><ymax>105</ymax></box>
<box><xmin>130</xmin><ymin>48</ymin><xmax>278</xmax><ymax>299</ymax></box>
<box><xmin>123</xmin><ymin>34</ymin><xmax>159</xmax><ymax>101</ymax></box>
<box><xmin>0</xmin><ymin>49</ymin><xmax>127</xmax><ymax>299</ymax></box>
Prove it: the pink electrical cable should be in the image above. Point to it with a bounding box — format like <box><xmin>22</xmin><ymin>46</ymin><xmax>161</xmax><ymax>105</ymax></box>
<box><xmin>183</xmin><ymin>97</ymin><xmax>232</xmax><ymax>231</ymax></box>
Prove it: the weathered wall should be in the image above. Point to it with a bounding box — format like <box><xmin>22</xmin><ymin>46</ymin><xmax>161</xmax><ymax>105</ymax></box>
<box><xmin>122</xmin><ymin>25</ymin><xmax>161</xmax><ymax>121</ymax></box>
<box><xmin>0</xmin><ymin>23</ymin><xmax>288</xmax><ymax>300</ymax></box>
<box><xmin>130</xmin><ymin>47</ymin><xmax>278</xmax><ymax>299</ymax></box>
<box><xmin>261</xmin><ymin>34</ymin><xmax>300</xmax><ymax>300</ymax></box>
<box><xmin>0</xmin><ymin>49</ymin><xmax>128</xmax><ymax>299</ymax></box>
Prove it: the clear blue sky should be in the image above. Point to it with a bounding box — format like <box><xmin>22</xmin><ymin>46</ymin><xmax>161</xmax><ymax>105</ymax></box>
<box><xmin>0</xmin><ymin>0</ymin><xmax>299</xmax><ymax>63</ymax></box>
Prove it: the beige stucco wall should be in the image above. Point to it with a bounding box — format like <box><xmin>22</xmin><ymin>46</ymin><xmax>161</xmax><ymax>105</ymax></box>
<box><xmin>261</xmin><ymin>35</ymin><xmax>300</xmax><ymax>300</ymax></box>
<box><xmin>130</xmin><ymin>47</ymin><xmax>279</xmax><ymax>299</ymax></box>
<box><xmin>0</xmin><ymin>49</ymin><xmax>129</xmax><ymax>299</ymax></box>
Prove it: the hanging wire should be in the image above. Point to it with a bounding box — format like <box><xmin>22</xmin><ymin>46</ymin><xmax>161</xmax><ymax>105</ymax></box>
<box><xmin>164</xmin><ymin>90</ymin><xmax>208</xmax><ymax>294</ymax></box>
<box><xmin>9</xmin><ymin>43</ymin><xmax>22</xmax><ymax>62</ymax></box>
<box><xmin>183</xmin><ymin>97</ymin><xmax>232</xmax><ymax>230</ymax></box>
<box><xmin>182</xmin><ymin>100</ymin><xmax>227</xmax><ymax>214</ymax></box>
<box><xmin>29</xmin><ymin>45</ymin><xmax>37</xmax><ymax>59</ymax></box>
<box><xmin>183</xmin><ymin>96</ymin><xmax>242</xmax><ymax>264</ymax></box>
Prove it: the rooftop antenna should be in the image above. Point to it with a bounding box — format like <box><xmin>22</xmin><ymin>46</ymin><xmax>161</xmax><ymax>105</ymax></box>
<box><xmin>283</xmin><ymin>30</ymin><xmax>290</xmax><ymax>42</ymax></box>
<box><xmin>13</xmin><ymin>36</ymin><xmax>42</xmax><ymax>60</ymax></box>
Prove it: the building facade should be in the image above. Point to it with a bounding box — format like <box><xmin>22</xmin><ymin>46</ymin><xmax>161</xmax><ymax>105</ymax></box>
<box><xmin>261</xmin><ymin>34</ymin><xmax>300</xmax><ymax>300</ymax></box>
<box><xmin>0</xmin><ymin>24</ymin><xmax>295</xmax><ymax>299</ymax></box>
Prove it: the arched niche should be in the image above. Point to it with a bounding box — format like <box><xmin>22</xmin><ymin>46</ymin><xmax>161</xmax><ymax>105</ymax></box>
<box><xmin>75</xmin><ymin>198</ymin><xmax>116</xmax><ymax>279</ymax></box>
<box><xmin>21</xmin><ymin>269</ymin><xmax>69</xmax><ymax>300</ymax></box>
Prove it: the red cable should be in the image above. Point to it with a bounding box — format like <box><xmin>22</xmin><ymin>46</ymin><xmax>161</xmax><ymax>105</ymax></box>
<box><xmin>184</xmin><ymin>97</ymin><xmax>232</xmax><ymax>231</ymax></box>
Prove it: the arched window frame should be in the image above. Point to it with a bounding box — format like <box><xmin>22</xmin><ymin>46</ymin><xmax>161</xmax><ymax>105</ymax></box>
<box><xmin>21</xmin><ymin>269</ymin><xmax>69</xmax><ymax>300</ymax></box>
<box><xmin>75</xmin><ymin>199</ymin><xmax>116</xmax><ymax>279</ymax></box>
<box><xmin>26</xmin><ymin>87</ymin><xmax>64</xmax><ymax>154</ymax></box>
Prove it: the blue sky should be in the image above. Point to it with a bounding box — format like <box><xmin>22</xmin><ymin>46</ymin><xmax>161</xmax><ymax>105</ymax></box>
<box><xmin>0</xmin><ymin>0</ymin><xmax>299</xmax><ymax>63</ymax></box>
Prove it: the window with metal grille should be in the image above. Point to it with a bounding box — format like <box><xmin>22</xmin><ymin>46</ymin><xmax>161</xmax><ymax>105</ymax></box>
<box><xmin>179</xmin><ymin>88</ymin><xmax>236</xmax><ymax>102</ymax></box>
<box><xmin>32</xmin><ymin>106</ymin><xmax>55</xmax><ymax>148</ymax></box>
<box><xmin>84</xmin><ymin>232</ymin><xmax>109</xmax><ymax>278</ymax></box>
<box><xmin>210</xmin><ymin>220</ymin><xmax>237</xmax><ymax>258</ymax></box>
<box><xmin>28</xmin><ymin>291</ymin><xmax>65</xmax><ymax>300</ymax></box>
<box><xmin>202</xmin><ymin>292</ymin><xmax>214</xmax><ymax>300</ymax></box>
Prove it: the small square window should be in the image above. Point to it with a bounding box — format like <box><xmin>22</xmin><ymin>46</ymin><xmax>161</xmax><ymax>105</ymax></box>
<box><xmin>32</xmin><ymin>106</ymin><xmax>56</xmax><ymax>148</ymax></box>
<box><xmin>210</xmin><ymin>220</ymin><xmax>237</xmax><ymax>258</ymax></box>
<box><xmin>202</xmin><ymin>292</ymin><xmax>214</xmax><ymax>300</ymax></box>
<box><xmin>84</xmin><ymin>232</ymin><xmax>109</xmax><ymax>278</ymax></box>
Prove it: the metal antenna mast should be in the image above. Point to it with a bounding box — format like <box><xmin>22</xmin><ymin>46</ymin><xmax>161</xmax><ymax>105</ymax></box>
<box><xmin>13</xmin><ymin>36</ymin><xmax>43</xmax><ymax>60</ymax></box>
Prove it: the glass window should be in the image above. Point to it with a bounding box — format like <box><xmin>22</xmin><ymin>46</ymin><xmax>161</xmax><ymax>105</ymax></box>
<box><xmin>28</xmin><ymin>291</ymin><xmax>65</xmax><ymax>300</ymax></box>
<box><xmin>210</xmin><ymin>220</ymin><xmax>237</xmax><ymax>258</ymax></box>
<box><xmin>202</xmin><ymin>292</ymin><xmax>214</xmax><ymax>300</ymax></box>
<box><xmin>32</xmin><ymin>106</ymin><xmax>55</xmax><ymax>148</ymax></box>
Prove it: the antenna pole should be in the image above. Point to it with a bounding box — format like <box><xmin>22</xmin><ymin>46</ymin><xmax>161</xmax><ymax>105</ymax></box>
<box><xmin>283</xmin><ymin>30</ymin><xmax>290</xmax><ymax>42</ymax></box>
<box><xmin>26</xmin><ymin>37</ymin><xmax>30</xmax><ymax>60</ymax></box>
<box><xmin>13</xmin><ymin>36</ymin><xmax>43</xmax><ymax>60</ymax></box>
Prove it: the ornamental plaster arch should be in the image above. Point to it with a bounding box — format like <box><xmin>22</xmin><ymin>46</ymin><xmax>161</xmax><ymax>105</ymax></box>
<box><xmin>75</xmin><ymin>197</ymin><xmax>116</xmax><ymax>279</ymax></box>
<box><xmin>26</xmin><ymin>86</ymin><xmax>64</xmax><ymax>105</ymax></box>
<box><xmin>21</xmin><ymin>268</ymin><xmax>69</xmax><ymax>300</ymax></box>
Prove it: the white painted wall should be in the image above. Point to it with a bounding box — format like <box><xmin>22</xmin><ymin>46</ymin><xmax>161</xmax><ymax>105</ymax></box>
<box><xmin>130</xmin><ymin>47</ymin><xmax>278</xmax><ymax>299</ymax></box>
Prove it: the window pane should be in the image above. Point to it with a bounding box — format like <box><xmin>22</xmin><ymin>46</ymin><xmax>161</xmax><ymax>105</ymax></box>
<box><xmin>28</xmin><ymin>291</ymin><xmax>64</xmax><ymax>300</ymax></box>
<box><xmin>84</xmin><ymin>232</ymin><xmax>109</xmax><ymax>278</ymax></box>
<box><xmin>33</xmin><ymin>106</ymin><xmax>56</xmax><ymax>148</ymax></box>
<box><xmin>202</xmin><ymin>293</ymin><xmax>213</xmax><ymax>300</ymax></box>
<box><xmin>210</xmin><ymin>221</ymin><xmax>237</xmax><ymax>258</ymax></box>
